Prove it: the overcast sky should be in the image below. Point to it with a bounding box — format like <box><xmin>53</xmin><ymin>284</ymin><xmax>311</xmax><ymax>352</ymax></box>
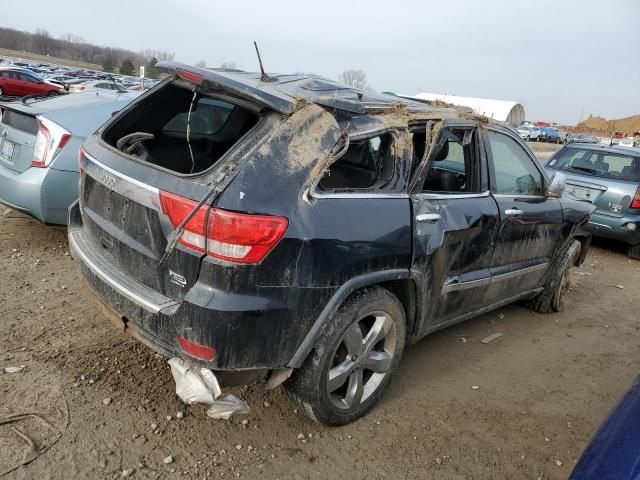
<box><xmin>4</xmin><ymin>0</ymin><xmax>639</xmax><ymax>123</ymax></box>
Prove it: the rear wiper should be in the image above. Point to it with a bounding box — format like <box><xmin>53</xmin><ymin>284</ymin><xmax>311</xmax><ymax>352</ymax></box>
<box><xmin>158</xmin><ymin>188</ymin><xmax>218</xmax><ymax>268</ymax></box>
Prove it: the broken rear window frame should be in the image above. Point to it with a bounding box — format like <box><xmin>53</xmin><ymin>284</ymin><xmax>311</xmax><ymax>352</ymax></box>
<box><xmin>310</xmin><ymin>127</ymin><xmax>409</xmax><ymax>199</ymax></box>
<box><xmin>98</xmin><ymin>80</ymin><xmax>269</xmax><ymax>180</ymax></box>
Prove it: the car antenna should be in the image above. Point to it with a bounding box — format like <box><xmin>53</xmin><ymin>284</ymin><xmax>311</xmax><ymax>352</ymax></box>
<box><xmin>254</xmin><ymin>41</ymin><xmax>273</xmax><ymax>82</ymax></box>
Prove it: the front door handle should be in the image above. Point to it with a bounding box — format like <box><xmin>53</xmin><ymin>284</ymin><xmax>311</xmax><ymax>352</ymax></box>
<box><xmin>416</xmin><ymin>213</ymin><xmax>441</xmax><ymax>223</ymax></box>
<box><xmin>504</xmin><ymin>208</ymin><xmax>524</xmax><ymax>216</ymax></box>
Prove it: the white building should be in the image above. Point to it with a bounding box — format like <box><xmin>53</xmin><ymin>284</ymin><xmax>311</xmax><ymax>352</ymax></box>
<box><xmin>408</xmin><ymin>92</ymin><xmax>525</xmax><ymax>125</ymax></box>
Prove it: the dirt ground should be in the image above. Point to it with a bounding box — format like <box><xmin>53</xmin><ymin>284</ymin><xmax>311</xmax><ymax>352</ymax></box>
<box><xmin>1</xmin><ymin>143</ymin><xmax>639</xmax><ymax>480</ymax></box>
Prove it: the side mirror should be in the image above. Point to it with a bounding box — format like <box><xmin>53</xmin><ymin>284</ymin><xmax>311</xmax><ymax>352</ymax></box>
<box><xmin>546</xmin><ymin>172</ymin><xmax>566</xmax><ymax>198</ymax></box>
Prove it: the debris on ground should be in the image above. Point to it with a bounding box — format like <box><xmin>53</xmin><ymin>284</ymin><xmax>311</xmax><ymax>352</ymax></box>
<box><xmin>163</xmin><ymin>455</ymin><xmax>173</xmax><ymax>464</ymax></box>
<box><xmin>481</xmin><ymin>333</ymin><xmax>503</xmax><ymax>344</ymax></box>
<box><xmin>102</xmin><ymin>397</ymin><xmax>111</xmax><ymax>405</ymax></box>
<box><xmin>615</xmin><ymin>285</ymin><xmax>624</xmax><ymax>289</ymax></box>
<box><xmin>169</xmin><ymin>358</ymin><xmax>249</xmax><ymax>420</ymax></box>
<box><xmin>4</xmin><ymin>366</ymin><xmax>24</xmax><ymax>374</ymax></box>
<box><xmin>471</xmin><ymin>385</ymin><xmax>480</xmax><ymax>390</ymax></box>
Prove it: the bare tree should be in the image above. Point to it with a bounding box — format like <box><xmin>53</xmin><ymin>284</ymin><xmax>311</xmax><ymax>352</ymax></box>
<box><xmin>220</xmin><ymin>61</ymin><xmax>237</xmax><ymax>70</ymax></box>
<box><xmin>60</xmin><ymin>33</ymin><xmax>85</xmax><ymax>43</ymax></box>
<box><xmin>338</xmin><ymin>69</ymin><xmax>368</xmax><ymax>89</ymax></box>
<box><xmin>195</xmin><ymin>60</ymin><xmax>207</xmax><ymax>68</ymax></box>
<box><xmin>32</xmin><ymin>29</ymin><xmax>52</xmax><ymax>55</ymax></box>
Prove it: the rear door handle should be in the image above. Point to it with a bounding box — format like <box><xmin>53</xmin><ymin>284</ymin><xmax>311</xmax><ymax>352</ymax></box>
<box><xmin>504</xmin><ymin>209</ymin><xmax>524</xmax><ymax>216</ymax></box>
<box><xmin>416</xmin><ymin>213</ymin><xmax>441</xmax><ymax>223</ymax></box>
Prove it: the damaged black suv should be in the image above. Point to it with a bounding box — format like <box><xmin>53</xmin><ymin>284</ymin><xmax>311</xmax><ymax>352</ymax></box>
<box><xmin>69</xmin><ymin>62</ymin><xmax>594</xmax><ymax>425</ymax></box>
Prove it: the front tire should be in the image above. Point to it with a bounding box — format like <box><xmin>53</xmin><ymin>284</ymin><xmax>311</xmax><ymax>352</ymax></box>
<box><xmin>0</xmin><ymin>86</ymin><xmax>4</xmax><ymax>96</ymax></box>
<box><xmin>628</xmin><ymin>243</ymin><xmax>640</xmax><ymax>261</ymax></box>
<box><xmin>284</xmin><ymin>287</ymin><xmax>406</xmax><ymax>426</ymax></box>
<box><xmin>527</xmin><ymin>240</ymin><xmax>581</xmax><ymax>313</ymax></box>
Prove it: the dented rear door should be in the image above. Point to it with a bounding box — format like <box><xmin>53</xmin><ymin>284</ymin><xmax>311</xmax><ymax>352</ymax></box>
<box><xmin>409</xmin><ymin>123</ymin><xmax>500</xmax><ymax>336</ymax></box>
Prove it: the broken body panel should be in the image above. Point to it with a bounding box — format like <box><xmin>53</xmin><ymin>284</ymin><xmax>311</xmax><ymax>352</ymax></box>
<box><xmin>69</xmin><ymin>63</ymin><xmax>593</xmax><ymax>392</ymax></box>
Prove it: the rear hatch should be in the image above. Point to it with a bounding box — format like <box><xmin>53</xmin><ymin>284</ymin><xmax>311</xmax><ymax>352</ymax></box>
<box><xmin>0</xmin><ymin>92</ymin><xmax>137</xmax><ymax>173</ymax></box>
<box><xmin>0</xmin><ymin>107</ymin><xmax>39</xmax><ymax>173</ymax></box>
<box><xmin>76</xmin><ymin>68</ymin><xmax>278</xmax><ymax>302</ymax></box>
<box><xmin>547</xmin><ymin>146</ymin><xmax>640</xmax><ymax>217</ymax></box>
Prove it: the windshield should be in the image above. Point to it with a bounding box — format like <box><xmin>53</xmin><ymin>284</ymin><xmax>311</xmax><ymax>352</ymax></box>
<box><xmin>548</xmin><ymin>147</ymin><xmax>640</xmax><ymax>181</ymax></box>
<box><xmin>518</xmin><ymin>126</ymin><xmax>531</xmax><ymax>131</ymax></box>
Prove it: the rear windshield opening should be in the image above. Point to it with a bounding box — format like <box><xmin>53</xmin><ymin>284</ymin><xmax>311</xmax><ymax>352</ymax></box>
<box><xmin>102</xmin><ymin>83</ymin><xmax>260</xmax><ymax>174</ymax></box>
<box><xmin>318</xmin><ymin>133</ymin><xmax>395</xmax><ymax>190</ymax></box>
<box><xmin>549</xmin><ymin>147</ymin><xmax>640</xmax><ymax>181</ymax></box>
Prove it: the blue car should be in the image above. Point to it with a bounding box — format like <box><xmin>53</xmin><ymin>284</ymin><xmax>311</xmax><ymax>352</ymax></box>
<box><xmin>545</xmin><ymin>143</ymin><xmax>640</xmax><ymax>259</ymax></box>
<box><xmin>542</xmin><ymin>127</ymin><xmax>561</xmax><ymax>144</ymax></box>
<box><xmin>570</xmin><ymin>376</ymin><xmax>640</xmax><ymax>479</ymax></box>
<box><xmin>0</xmin><ymin>90</ymin><xmax>139</xmax><ymax>224</ymax></box>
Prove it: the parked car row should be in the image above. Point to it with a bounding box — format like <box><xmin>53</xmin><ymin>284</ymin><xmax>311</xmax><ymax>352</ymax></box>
<box><xmin>0</xmin><ymin>56</ymin><xmax>157</xmax><ymax>98</ymax></box>
<box><xmin>516</xmin><ymin>124</ymin><xmax>566</xmax><ymax>143</ymax></box>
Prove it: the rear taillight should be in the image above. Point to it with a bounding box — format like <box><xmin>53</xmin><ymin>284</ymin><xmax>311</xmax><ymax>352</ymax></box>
<box><xmin>31</xmin><ymin>117</ymin><xmax>71</xmax><ymax>168</ymax></box>
<box><xmin>159</xmin><ymin>191</ymin><xmax>288</xmax><ymax>263</ymax></box>
<box><xmin>159</xmin><ymin>192</ymin><xmax>209</xmax><ymax>252</ymax></box>
<box><xmin>206</xmin><ymin>208</ymin><xmax>288</xmax><ymax>263</ymax></box>
<box><xmin>631</xmin><ymin>186</ymin><xmax>640</xmax><ymax>209</ymax></box>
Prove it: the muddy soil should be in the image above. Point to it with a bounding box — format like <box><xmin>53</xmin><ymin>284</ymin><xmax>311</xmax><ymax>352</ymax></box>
<box><xmin>1</xmin><ymin>144</ymin><xmax>639</xmax><ymax>479</ymax></box>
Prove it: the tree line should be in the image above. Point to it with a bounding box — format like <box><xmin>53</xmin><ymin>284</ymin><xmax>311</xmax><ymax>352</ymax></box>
<box><xmin>0</xmin><ymin>26</ymin><xmax>175</xmax><ymax>77</ymax></box>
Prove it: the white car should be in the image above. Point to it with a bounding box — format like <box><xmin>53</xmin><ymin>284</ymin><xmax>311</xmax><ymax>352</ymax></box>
<box><xmin>618</xmin><ymin>137</ymin><xmax>636</xmax><ymax>148</ymax></box>
<box><xmin>516</xmin><ymin>125</ymin><xmax>542</xmax><ymax>141</ymax></box>
<box><xmin>69</xmin><ymin>80</ymin><xmax>127</xmax><ymax>93</ymax></box>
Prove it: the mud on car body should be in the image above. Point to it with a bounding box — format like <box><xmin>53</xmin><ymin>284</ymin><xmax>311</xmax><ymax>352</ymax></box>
<box><xmin>68</xmin><ymin>62</ymin><xmax>594</xmax><ymax>425</ymax></box>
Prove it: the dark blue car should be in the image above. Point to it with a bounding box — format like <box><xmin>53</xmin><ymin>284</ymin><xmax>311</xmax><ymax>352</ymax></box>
<box><xmin>570</xmin><ymin>376</ymin><xmax>640</xmax><ymax>479</ymax></box>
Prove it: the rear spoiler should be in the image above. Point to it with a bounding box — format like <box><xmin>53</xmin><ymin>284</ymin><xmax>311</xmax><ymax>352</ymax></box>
<box><xmin>157</xmin><ymin>61</ymin><xmax>296</xmax><ymax>115</ymax></box>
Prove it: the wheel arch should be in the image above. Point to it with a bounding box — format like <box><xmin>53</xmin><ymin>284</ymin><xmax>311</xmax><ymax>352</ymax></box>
<box><xmin>572</xmin><ymin>234</ymin><xmax>591</xmax><ymax>266</ymax></box>
<box><xmin>287</xmin><ymin>269</ymin><xmax>412</xmax><ymax>368</ymax></box>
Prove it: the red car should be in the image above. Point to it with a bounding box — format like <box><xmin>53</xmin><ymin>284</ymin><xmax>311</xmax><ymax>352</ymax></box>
<box><xmin>0</xmin><ymin>68</ymin><xmax>64</xmax><ymax>97</ymax></box>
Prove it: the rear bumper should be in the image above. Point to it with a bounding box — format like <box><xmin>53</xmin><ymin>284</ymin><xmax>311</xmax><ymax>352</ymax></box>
<box><xmin>68</xmin><ymin>200</ymin><xmax>335</xmax><ymax>377</ymax></box>
<box><xmin>0</xmin><ymin>164</ymin><xmax>77</xmax><ymax>224</ymax></box>
<box><xmin>585</xmin><ymin>211</ymin><xmax>640</xmax><ymax>245</ymax></box>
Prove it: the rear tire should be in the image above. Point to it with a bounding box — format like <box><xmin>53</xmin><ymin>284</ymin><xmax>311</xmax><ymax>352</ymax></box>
<box><xmin>628</xmin><ymin>244</ymin><xmax>640</xmax><ymax>261</ymax></box>
<box><xmin>284</xmin><ymin>287</ymin><xmax>406</xmax><ymax>426</ymax></box>
<box><xmin>527</xmin><ymin>240</ymin><xmax>581</xmax><ymax>313</ymax></box>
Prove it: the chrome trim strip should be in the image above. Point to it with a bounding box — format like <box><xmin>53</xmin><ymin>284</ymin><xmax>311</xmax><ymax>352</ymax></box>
<box><xmin>442</xmin><ymin>262</ymin><xmax>548</xmax><ymax>294</ymax></box>
<box><xmin>310</xmin><ymin>191</ymin><xmax>410</xmax><ymax>199</ymax></box>
<box><xmin>416</xmin><ymin>190</ymin><xmax>491</xmax><ymax>200</ymax></box>
<box><xmin>493</xmin><ymin>194</ymin><xmax>547</xmax><ymax>199</ymax></box>
<box><xmin>69</xmin><ymin>231</ymin><xmax>178</xmax><ymax>314</ymax></box>
<box><xmin>83</xmin><ymin>152</ymin><xmax>161</xmax><ymax>210</ymax></box>
<box><xmin>589</xmin><ymin>222</ymin><xmax>614</xmax><ymax>231</ymax></box>
<box><xmin>566</xmin><ymin>180</ymin><xmax>607</xmax><ymax>191</ymax></box>
<box><xmin>492</xmin><ymin>262</ymin><xmax>548</xmax><ymax>282</ymax></box>
<box><xmin>442</xmin><ymin>276</ymin><xmax>490</xmax><ymax>294</ymax></box>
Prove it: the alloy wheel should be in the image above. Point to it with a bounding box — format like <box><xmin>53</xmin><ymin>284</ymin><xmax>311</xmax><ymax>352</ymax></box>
<box><xmin>326</xmin><ymin>311</ymin><xmax>397</xmax><ymax>410</ymax></box>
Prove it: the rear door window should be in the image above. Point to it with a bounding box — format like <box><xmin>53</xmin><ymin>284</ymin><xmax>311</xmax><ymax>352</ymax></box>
<box><xmin>318</xmin><ymin>132</ymin><xmax>397</xmax><ymax>191</ymax></box>
<box><xmin>420</xmin><ymin>127</ymin><xmax>482</xmax><ymax>194</ymax></box>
